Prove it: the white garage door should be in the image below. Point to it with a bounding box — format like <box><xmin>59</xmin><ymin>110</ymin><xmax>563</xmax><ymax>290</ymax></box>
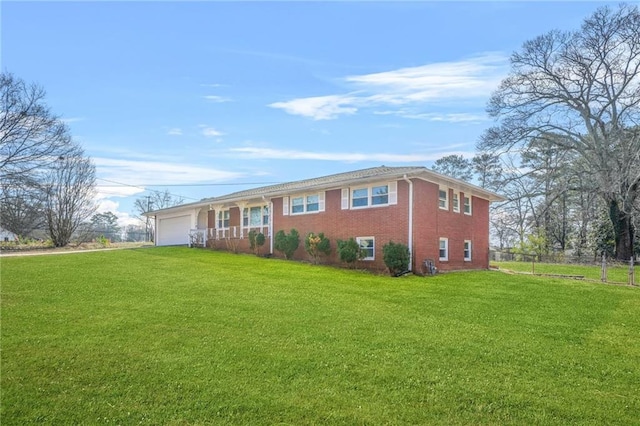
<box><xmin>157</xmin><ymin>215</ymin><xmax>191</xmax><ymax>246</ymax></box>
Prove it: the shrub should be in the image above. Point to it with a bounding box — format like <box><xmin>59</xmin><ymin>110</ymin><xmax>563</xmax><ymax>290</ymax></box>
<box><xmin>248</xmin><ymin>230</ymin><xmax>267</xmax><ymax>255</ymax></box>
<box><xmin>96</xmin><ymin>235</ymin><xmax>110</xmax><ymax>247</ymax></box>
<box><xmin>255</xmin><ymin>232</ymin><xmax>266</xmax><ymax>255</ymax></box>
<box><xmin>337</xmin><ymin>238</ymin><xmax>363</xmax><ymax>267</ymax></box>
<box><xmin>274</xmin><ymin>229</ymin><xmax>300</xmax><ymax>259</ymax></box>
<box><xmin>383</xmin><ymin>241</ymin><xmax>410</xmax><ymax>276</ymax></box>
<box><xmin>248</xmin><ymin>230</ymin><xmax>258</xmax><ymax>253</ymax></box>
<box><xmin>305</xmin><ymin>232</ymin><xmax>331</xmax><ymax>264</ymax></box>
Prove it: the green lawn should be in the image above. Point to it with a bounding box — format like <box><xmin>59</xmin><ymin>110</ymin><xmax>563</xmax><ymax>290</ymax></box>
<box><xmin>2</xmin><ymin>247</ymin><xmax>639</xmax><ymax>425</ymax></box>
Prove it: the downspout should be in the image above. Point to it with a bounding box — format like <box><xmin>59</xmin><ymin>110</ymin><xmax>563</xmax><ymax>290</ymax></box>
<box><xmin>403</xmin><ymin>175</ymin><xmax>413</xmax><ymax>271</ymax></box>
<box><xmin>264</xmin><ymin>196</ymin><xmax>274</xmax><ymax>254</ymax></box>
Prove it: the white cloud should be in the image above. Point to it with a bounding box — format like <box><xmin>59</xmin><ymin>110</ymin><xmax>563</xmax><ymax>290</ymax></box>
<box><xmin>168</xmin><ymin>128</ymin><xmax>183</xmax><ymax>136</ymax></box>
<box><xmin>269</xmin><ymin>53</ymin><xmax>508</xmax><ymax>120</ymax></box>
<box><xmin>374</xmin><ymin>110</ymin><xmax>488</xmax><ymax>123</ymax></box>
<box><xmin>269</xmin><ymin>95</ymin><xmax>358</xmax><ymax>120</ymax></box>
<box><xmin>95</xmin><ymin>199</ymin><xmax>141</xmax><ymax>227</ymax></box>
<box><xmin>229</xmin><ymin>147</ymin><xmax>474</xmax><ymax>163</ymax></box>
<box><xmin>200</xmin><ymin>126</ymin><xmax>225</xmax><ymax>138</ymax></box>
<box><xmin>203</xmin><ymin>95</ymin><xmax>231</xmax><ymax>103</ymax></box>
<box><xmin>95</xmin><ymin>185</ymin><xmax>146</xmax><ymax>199</ymax></box>
<box><xmin>60</xmin><ymin>117</ymin><xmax>85</xmax><ymax>124</ymax></box>
<box><xmin>93</xmin><ymin>157</ymin><xmax>244</xmax><ymax>186</ymax></box>
<box><xmin>346</xmin><ymin>53</ymin><xmax>505</xmax><ymax>100</ymax></box>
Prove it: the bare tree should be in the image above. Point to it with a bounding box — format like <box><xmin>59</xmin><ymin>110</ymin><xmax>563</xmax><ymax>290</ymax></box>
<box><xmin>133</xmin><ymin>189</ymin><xmax>184</xmax><ymax>242</ymax></box>
<box><xmin>479</xmin><ymin>4</ymin><xmax>640</xmax><ymax>260</ymax></box>
<box><xmin>1</xmin><ymin>72</ymin><xmax>74</xmax><ymax>181</ymax></box>
<box><xmin>1</xmin><ymin>72</ymin><xmax>76</xmax><ymax>238</ymax></box>
<box><xmin>133</xmin><ymin>189</ymin><xmax>184</xmax><ymax>216</ymax></box>
<box><xmin>44</xmin><ymin>147</ymin><xmax>97</xmax><ymax>247</ymax></box>
<box><xmin>0</xmin><ymin>175</ymin><xmax>46</xmax><ymax>236</ymax></box>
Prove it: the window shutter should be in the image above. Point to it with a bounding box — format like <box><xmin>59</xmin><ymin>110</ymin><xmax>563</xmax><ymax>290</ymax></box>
<box><xmin>318</xmin><ymin>192</ymin><xmax>325</xmax><ymax>212</ymax></box>
<box><xmin>341</xmin><ymin>188</ymin><xmax>349</xmax><ymax>210</ymax></box>
<box><xmin>388</xmin><ymin>181</ymin><xmax>398</xmax><ymax>205</ymax></box>
<box><xmin>282</xmin><ymin>197</ymin><xmax>289</xmax><ymax>216</ymax></box>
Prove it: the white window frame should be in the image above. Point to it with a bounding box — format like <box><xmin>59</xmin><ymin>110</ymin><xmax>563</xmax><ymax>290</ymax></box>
<box><xmin>217</xmin><ymin>210</ymin><xmax>230</xmax><ymax>229</ymax></box>
<box><xmin>439</xmin><ymin>238</ymin><xmax>448</xmax><ymax>261</ymax></box>
<box><xmin>452</xmin><ymin>192</ymin><xmax>460</xmax><ymax>213</ymax></box>
<box><xmin>439</xmin><ymin>188</ymin><xmax>448</xmax><ymax>210</ymax></box>
<box><xmin>287</xmin><ymin>192</ymin><xmax>324</xmax><ymax>215</ymax></box>
<box><xmin>464</xmin><ymin>240</ymin><xmax>472</xmax><ymax>261</ymax></box>
<box><xmin>463</xmin><ymin>195</ymin><xmax>472</xmax><ymax>215</ymax></box>
<box><xmin>243</xmin><ymin>205</ymin><xmax>269</xmax><ymax>228</ymax></box>
<box><xmin>356</xmin><ymin>236</ymin><xmax>375</xmax><ymax>261</ymax></box>
<box><xmin>349</xmin><ymin>182</ymin><xmax>396</xmax><ymax>209</ymax></box>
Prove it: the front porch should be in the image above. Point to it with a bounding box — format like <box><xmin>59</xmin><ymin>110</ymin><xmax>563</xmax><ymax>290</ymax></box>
<box><xmin>188</xmin><ymin>225</ymin><xmax>271</xmax><ymax>249</ymax></box>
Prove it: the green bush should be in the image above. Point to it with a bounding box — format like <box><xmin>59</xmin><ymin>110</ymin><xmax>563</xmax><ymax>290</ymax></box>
<box><xmin>383</xmin><ymin>241</ymin><xmax>410</xmax><ymax>276</ymax></box>
<box><xmin>249</xmin><ymin>230</ymin><xmax>267</xmax><ymax>255</ymax></box>
<box><xmin>96</xmin><ymin>235</ymin><xmax>110</xmax><ymax>247</ymax></box>
<box><xmin>305</xmin><ymin>232</ymin><xmax>331</xmax><ymax>264</ymax></box>
<box><xmin>274</xmin><ymin>229</ymin><xmax>300</xmax><ymax>259</ymax></box>
<box><xmin>255</xmin><ymin>232</ymin><xmax>266</xmax><ymax>254</ymax></box>
<box><xmin>248</xmin><ymin>230</ymin><xmax>258</xmax><ymax>253</ymax></box>
<box><xmin>337</xmin><ymin>238</ymin><xmax>363</xmax><ymax>266</ymax></box>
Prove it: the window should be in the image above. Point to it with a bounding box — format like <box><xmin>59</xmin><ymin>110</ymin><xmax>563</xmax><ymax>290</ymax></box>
<box><xmin>352</xmin><ymin>184</ymin><xmax>389</xmax><ymax>208</ymax></box>
<box><xmin>371</xmin><ymin>185</ymin><xmax>389</xmax><ymax>205</ymax></box>
<box><xmin>243</xmin><ymin>206</ymin><xmax>268</xmax><ymax>227</ymax></box>
<box><xmin>217</xmin><ymin>210</ymin><xmax>230</xmax><ymax>229</ymax></box>
<box><xmin>291</xmin><ymin>196</ymin><xmax>305</xmax><ymax>214</ymax></box>
<box><xmin>464</xmin><ymin>240</ymin><xmax>472</xmax><ymax>261</ymax></box>
<box><xmin>357</xmin><ymin>237</ymin><xmax>375</xmax><ymax>260</ymax></box>
<box><xmin>463</xmin><ymin>196</ymin><xmax>472</xmax><ymax>215</ymax></box>
<box><xmin>439</xmin><ymin>189</ymin><xmax>448</xmax><ymax>210</ymax></box>
<box><xmin>352</xmin><ymin>188</ymin><xmax>369</xmax><ymax>207</ymax></box>
<box><xmin>344</xmin><ymin>182</ymin><xmax>397</xmax><ymax>210</ymax></box>
<box><xmin>439</xmin><ymin>238</ymin><xmax>448</xmax><ymax>261</ymax></box>
<box><xmin>306</xmin><ymin>195</ymin><xmax>319</xmax><ymax>212</ymax></box>
<box><xmin>289</xmin><ymin>193</ymin><xmax>324</xmax><ymax>215</ymax></box>
<box><xmin>452</xmin><ymin>192</ymin><xmax>460</xmax><ymax>213</ymax></box>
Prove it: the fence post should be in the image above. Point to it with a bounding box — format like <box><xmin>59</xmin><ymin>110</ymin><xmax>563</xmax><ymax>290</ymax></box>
<box><xmin>630</xmin><ymin>257</ymin><xmax>636</xmax><ymax>286</ymax></box>
<box><xmin>601</xmin><ymin>253</ymin><xmax>607</xmax><ymax>283</ymax></box>
<box><xmin>532</xmin><ymin>255</ymin><xmax>535</xmax><ymax>275</ymax></box>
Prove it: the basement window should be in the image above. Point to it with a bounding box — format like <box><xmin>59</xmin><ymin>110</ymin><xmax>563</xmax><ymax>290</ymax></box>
<box><xmin>464</xmin><ymin>240</ymin><xmax>472</xmax><ymax>261</ymax></box>
<box><xmin>439</xmin><ymin>238</ymin><xmax>448</xmax><ymax>261</ymax></box>
<box><xmin>357</xmin><ymin>237</ymin><xmax>375</xmax><ymax>261</ymax></box>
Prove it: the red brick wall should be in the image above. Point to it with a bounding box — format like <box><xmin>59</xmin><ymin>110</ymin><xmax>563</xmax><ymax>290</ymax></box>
<box><xmin>411</xmin><ymin>180</ymin><xmax>490</xmax><ymax>272</ymax></box>
<box><xmin>272</xmin><ymin>181</ymin><xmax>411</xmax><ymax>271</ymax></box>
<box><xmin>207</xmin><ymin>177</ymin><xmax>491</xmax><ymax>272</ymax></box>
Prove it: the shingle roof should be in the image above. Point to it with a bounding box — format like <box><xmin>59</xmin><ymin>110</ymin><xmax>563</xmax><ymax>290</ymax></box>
<box><xmin>212</xmin><ymin>166</ymin><xmax>425</xmax><ymax>203</ymax></box>
<box><xmin>146</xmin><ymin>165</ymin><xmax>504</xmax><ymax>215</ymax></box>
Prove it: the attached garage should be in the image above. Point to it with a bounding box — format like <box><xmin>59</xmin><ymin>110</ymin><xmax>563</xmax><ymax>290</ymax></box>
<box><xmin>156</xmin><ymin>215</ymin><xmax>191</xmax><ymax>246</ymax></box>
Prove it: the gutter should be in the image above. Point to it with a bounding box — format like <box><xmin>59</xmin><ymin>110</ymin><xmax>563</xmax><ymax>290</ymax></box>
<box><xmin>403</xmin><ymin>175</ymin><xmax>413</xmax><ymax>272</ymax></box>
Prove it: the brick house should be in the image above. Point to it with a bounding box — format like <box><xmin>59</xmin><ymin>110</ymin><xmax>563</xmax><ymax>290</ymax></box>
<box><xmin>146</xmin><ymin>166</ymin><xmax>504</xmax><ymax>273</ymax></box>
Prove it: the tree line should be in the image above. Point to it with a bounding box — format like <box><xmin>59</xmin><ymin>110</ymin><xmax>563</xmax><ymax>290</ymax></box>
<box><xmin>434</xmin><ymin>4</ymin><xmax>640</xmax><ymax>261</ymax></box>
<box><xmin>0</xmin><ymin>72</ymin><xmax>182</xmax><ymax>246</ymax></box>
<box><xmin>1</xmin><ymin>72</ymin><xmax>96</xmax><ymax>246</ymax></box>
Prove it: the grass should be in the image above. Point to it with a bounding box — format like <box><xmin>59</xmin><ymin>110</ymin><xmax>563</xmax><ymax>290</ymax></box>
<box><xmin>495</xmin><ymin>260</ymin><xmax>638</xmax><ymax>284</ymax></box>
<box><xmin>2</xmin><ymin>247</ymin><xmax>639</xmax><ymax>425</ymax></box>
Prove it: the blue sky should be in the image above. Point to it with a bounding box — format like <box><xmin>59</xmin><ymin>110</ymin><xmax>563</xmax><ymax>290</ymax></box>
<box><xmin>2</xmin><ymin>1</ymin><xmax>612</xmax><ymax>226</ymax></box>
